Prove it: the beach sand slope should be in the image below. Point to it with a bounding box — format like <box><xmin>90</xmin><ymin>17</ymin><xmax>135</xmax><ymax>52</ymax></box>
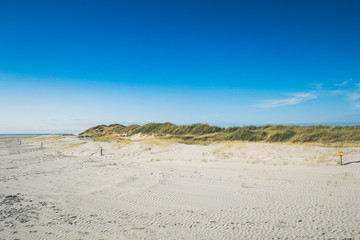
<box><xmin>1</xmin><ymin>135</ymin><xmax>360</xmax><ymax>239</ymax></box>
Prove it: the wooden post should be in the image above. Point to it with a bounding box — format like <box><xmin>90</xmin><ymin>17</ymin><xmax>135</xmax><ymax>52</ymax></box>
<box><xmin>339</xmin><ymin>152</ymin><xmax>344</xmax><ymax>166</ymax></box>
<box><xmin>19</xmin><ymin>139</ymin><xmax>21</xmax><ymax>145</ymax></box>
<box><xmin>41</xmin><ymin>142</ymin><xmax>43</xmax><ymax>149</ymax></box>
<box><xmin>100</xmin><ymin>147</ymin><xmax>103</xmax><ymax>156</ymax></box>
<box><xmin>340</xmin><ymin>155</ymin><xmax>342</xmax><ymax>166</ymax></box>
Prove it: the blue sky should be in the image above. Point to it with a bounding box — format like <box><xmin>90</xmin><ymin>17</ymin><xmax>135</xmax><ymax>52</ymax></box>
<box><xmin>1</xmin><ymin>0</ymin><xmax>360</xmax><ymax>133</ymax></box>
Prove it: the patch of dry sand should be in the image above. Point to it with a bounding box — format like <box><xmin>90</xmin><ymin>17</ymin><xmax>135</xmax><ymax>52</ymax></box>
<box><xmin>1</xmin><ymin>135</ymin><xmax>360</xmax><ymax>239</ymax></box>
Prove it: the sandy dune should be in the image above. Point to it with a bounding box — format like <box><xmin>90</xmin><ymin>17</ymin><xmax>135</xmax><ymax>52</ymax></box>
<box><xmin>1</xmin><ymin>135</ymin><xmax>360</xmax><ymax>239</ymax></box>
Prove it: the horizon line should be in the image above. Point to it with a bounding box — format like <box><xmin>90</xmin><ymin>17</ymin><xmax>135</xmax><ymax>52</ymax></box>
<box><xmin>2</xmin><ymin>121</ymin><xmax>360</xmax><ymax>135</ymax></box>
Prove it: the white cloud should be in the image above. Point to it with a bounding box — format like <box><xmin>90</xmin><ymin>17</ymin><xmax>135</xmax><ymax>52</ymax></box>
<box><xmin>335</xmin><ymin>81</ymin><xmax>349</xmax><ymax>87</ymax></box>
<box><xmin>353</xmin><ymin>103</ymin><xmax>360</xmax><ymax>109</ymax></box>
<box><xmin>289</xmin><ymin>92</ymin><xmax>316</xmax><ymax>98</ymax></box>
<box><xmin>329</xmin><ymin>90</ymin><xmax>346</xmax><ymax>96</ymax></box>
<box><xmin>347</xmin><ymin>92</ymin><xmax>360</xmax><ymax>101</ymax></box>
<box><xmin>253</xmin><ymin>92</ymin><xmax>317</xmax><ymax>108</ymax></box>
<box><xmin>253</xmin><ymin>80</ymin><xmax>360</xmax><ymax>109</ymax></box>
<box><xmin>335</xmin><ymin>78</ymin><xmax>353</xmax><ymax>87</ymax></box>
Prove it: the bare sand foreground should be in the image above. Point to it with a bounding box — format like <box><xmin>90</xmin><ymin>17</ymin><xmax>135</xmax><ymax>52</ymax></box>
<box><xmin>0</xmin><ymin>135</ymin><xmax>360</xmax><ymax>240</ymax></box>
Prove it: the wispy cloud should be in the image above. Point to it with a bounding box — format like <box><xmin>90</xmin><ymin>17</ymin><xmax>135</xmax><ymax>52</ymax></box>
<box><xmin>335</xmin><ymin>81</ymin><xmax>349</xmax><ymax>87</ymax></box>
<box><xmin>353</xmin><ymin>103</ymin><xmax>360</xmax><ymax>109</ymax></box>
<box><xmin>335</xmin><ymin>78</ymin><xmax>352</xmax><ymax>87</ymax></box>
<box><xmin>340</xmin><ymin>79</ymin><xmax>360</xmax><ymax>108</ymax></box>
<box><xmin>253</xmin><ymin>78</ymin><xmax>360</xmax><ymax>109</ymax></box>
<box><xmin>347</xmin><ymin>92</ymin><xmax>360</xmax><ymax>101</ymax></box>
<box><xmin>328</xmin><ymin>90</ymin><xmax>346</xmax><ymax>96</ymax></box>
<box><xmin>253</xmin><ymin>92</ymin><xmax>317</xmax><ymax>108</ymax></box>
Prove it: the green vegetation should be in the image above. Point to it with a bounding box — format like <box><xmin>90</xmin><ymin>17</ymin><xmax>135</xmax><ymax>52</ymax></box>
<box><xmin>80</xmin><ymin>123</ymin><xmax>360</xmax><ymax>146</ymax></box>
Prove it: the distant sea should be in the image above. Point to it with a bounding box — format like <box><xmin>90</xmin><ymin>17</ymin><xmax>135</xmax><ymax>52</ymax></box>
<box><xmin>0</xmin><ymin>134</ymin><xmax>63</xmax><ymax>135</ymax></box>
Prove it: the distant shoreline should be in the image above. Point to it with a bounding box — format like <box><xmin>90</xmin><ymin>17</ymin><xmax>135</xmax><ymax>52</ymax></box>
<box><xmin>0</xmin><ymin>134</ymin><xmax>61</xmax><ymax>136</ymax></box>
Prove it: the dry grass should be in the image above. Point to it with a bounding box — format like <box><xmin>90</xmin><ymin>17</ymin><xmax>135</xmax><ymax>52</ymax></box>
<box><xmin>140</xmin><ymin>138</ymin><xmax>178</xmax><ymax>152</ymax></box>
<box><xmin>91</xmin><ymin>134</ymin><xmax>120</xmax><ymax>142</ymax></box>
<box><xmin>65</xmin><ymin>142</ymin><xmax>86</xmax><ymax>149</ymax></box>
<box><xmin>81</xmin><ymin>123</ymin><xmax>360</xmax><ymax>146</ymax></box>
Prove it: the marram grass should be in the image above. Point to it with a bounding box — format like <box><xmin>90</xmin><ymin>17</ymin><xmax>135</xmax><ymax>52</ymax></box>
<box><xmin>80</xmin><ymin>123</ymin><xmax>360</xmax><ymax>146</ymax></box>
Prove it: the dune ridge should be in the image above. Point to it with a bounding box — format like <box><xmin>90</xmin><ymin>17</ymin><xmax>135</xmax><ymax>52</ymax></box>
<box><xmin>81</xmin><ymin>123</ymin><xmax>360</xmax><ymax>145</ymax></box>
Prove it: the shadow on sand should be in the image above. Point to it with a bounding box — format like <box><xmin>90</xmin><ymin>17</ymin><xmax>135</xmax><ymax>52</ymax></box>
<box><xmin>343</xmin><ymin>161</ymin><xmax>360</xmax><ymax>166</ymax></box>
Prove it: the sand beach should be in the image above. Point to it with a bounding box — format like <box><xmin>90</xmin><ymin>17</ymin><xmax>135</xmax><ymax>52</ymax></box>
<box><xmin>1</xmin><ymin>135</ymin><xmax>360</xmax><ymax>239</ymax></box>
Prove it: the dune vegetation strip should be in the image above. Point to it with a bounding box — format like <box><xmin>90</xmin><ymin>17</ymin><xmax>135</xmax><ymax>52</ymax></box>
<box><xmin>80</xmin><ymin>123</ymin><xmax>360</xmax><ymax>146</ymax></box>
<box><xmin>65</xmin><ymin>142</ymin><xmax>87</xmax><ymax>149</ymax></box>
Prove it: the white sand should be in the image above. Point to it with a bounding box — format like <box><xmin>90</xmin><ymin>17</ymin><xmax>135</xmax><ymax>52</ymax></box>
<box><xmin>1</xmin><ymin>135</ymin><xmax>359</xmax><ymax>239</ymax></box>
